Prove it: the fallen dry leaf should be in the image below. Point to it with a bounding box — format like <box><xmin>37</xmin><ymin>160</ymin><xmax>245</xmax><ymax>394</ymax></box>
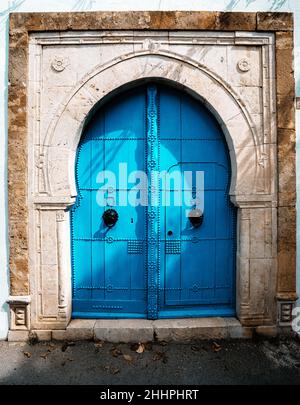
<box><xmin>94</xmin><ymin>341</ymin><xmax>104</xmax><ymax>348</ymax></box>
<box><xmin>94</xmin><ymin>342</ymin><xmax>104</xmax><ymax>353</ymax></box>
<box><xmin>23</xmin><ymin>351</ymin><xmax>31</xmax><ymax>358</ymax></box>
<box><xmin>61</xmin><ymin>341</ymin><xmax>75</xmax><ymax>352</ymax></box>
<box><xmin>212</xmin><ymin>342</ymin><xmax>222</xmax><ymax>353</ymax></box>
<box><xmin>123</xmin><ymin>354</ymin><xmax>134</xmax><ymax>364</ymax></box>
<box><xmin>40</xmin><ymin>353</ymin><xmax>49</xmax><ymax>359</ymax></box>
<box><xmin>136</xmin><ymin>343</ymin><xmax>145</xmax><ymax>354</ymax></box>
<box><xmin>110</xmin><ymin>347</ymin><xmax>122</xmax><ymax>357</ymax></box>
<box><xmin>110</xmin><ymin>366</ymin><xmax>120</xmax><ymax>375</ymax></box>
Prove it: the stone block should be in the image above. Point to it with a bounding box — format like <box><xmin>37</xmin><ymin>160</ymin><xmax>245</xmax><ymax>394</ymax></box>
<box><xmin>276</xmin><ymin>31</ymin><xmax>293</xmax><ymax>50</ymax></box>
<box><xmin>9</xmin><ymin>11</ymin><xmax>257</xmax><ymax>32</ymax></box>
<box><xmin>277</xmin><ymin>93</ymin><xmax>295</xmax><ymax>130</ymax></box>
<box><xmin>216</xmin><ymin>12</ymin><xmax>256</xmax><ymax>31</ymax></box>
<box><xmin>8</xmin><ymin>31</ymin><xmax>28</xmax><ymax>86</ymax></box>
<box><xmin>225</xmin><ymin>320</ymin><xmax>253</xmax><ymax>339</ymax></box>
<box><xmin>277</xmin><ymin>206</ymin><xmax>296</xmax><ymax>296</ymax></box>
<box><xmin>34</xmin><ymin>330</ymin><xmax>52</xmax><ymax>341</ymax></box>
<box><xmin>153</xmin><ymin>318</ymin><xmax>228</xmax><ymax>342</ymax></box>
<box><xmin>257</xmin><ymin>12</ymin><xmax>293</xmax><ymax>31</ymax></box>
<box><xmin>276</xmin><ymin>48</ymin><xmax>295</xmax><ymax>96</ymax></box>
<box><xmin>52</xmin><ymin>320</ymin><xmax>96</xmax><ymax>341</ymax></box>
<box><xmin>7</xmin><ymin>330</ymin><xmax>29</xmax><ymax>342</ymax></box>
<box><xmin>255</xmin><ymin>325</ymin><xmax>278</xmax><ymax>338</ymax></box>
<box><xmin>94</xmin><ymin>320</ymin><xmax>153</xmax><ymax>343</ymax></box>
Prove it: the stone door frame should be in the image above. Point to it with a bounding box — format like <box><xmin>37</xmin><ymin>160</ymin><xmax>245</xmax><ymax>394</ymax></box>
<box><xmin>7</xmin><ymin>12</ymin><xmax>296</xmax><ymax>337</ymax></box>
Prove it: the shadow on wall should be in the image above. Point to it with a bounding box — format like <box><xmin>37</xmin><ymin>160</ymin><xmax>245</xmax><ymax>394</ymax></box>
<box><xmin>225</xmin><ymin>0</ymin><xmax>288</xmax><ymax>11</ymax></box>
<box><xmin>0</xmin><ymin>1</ymin><xmax>25</xmax><ymax>25</ymax></box>
<box><xmin>72</xmin><ymin>0</ymin><xmax>97</xmax><ymax>11</ymax></box>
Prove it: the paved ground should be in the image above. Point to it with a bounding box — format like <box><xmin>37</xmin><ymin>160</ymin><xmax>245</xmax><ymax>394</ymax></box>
<box><xmin>0</xmin><ymin>337</ymin><xmax>300</xmax><ymax>385</ymax></box>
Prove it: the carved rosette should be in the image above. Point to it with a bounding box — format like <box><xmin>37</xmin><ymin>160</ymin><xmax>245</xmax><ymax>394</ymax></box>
<box><xmin>237</xmin><ymin>58</ymin><xmax>251</xmax><ymax>72</ymax></box>
<box><xmin>51</xmin><ymin>56</ymin><xmax>69</xmax><ymax>72</ymax></box>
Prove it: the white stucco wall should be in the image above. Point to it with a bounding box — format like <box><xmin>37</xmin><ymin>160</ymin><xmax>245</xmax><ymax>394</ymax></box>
<box><xmin>0</xmin><ymin>0</ymin><xmax>298</xmax><ymax>339</ymax></box>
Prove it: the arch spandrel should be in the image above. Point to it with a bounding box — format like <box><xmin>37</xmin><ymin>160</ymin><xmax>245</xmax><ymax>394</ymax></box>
<box><xmin>45</xmin><ymin>52</ymin><xmax>264</xmax><ymax>201</ymax></box>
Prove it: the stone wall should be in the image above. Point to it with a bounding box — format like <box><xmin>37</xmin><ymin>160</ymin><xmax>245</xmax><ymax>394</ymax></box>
<box><xmin>7</xmin><ymin>11</ymin><xmax>296</xmax><ymax>337</ymax></box>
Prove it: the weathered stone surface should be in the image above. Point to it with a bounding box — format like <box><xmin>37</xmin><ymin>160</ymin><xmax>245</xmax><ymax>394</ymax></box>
<box><xmin>255</xmin><ymin>325</ymin><xmax>278</xmax><ymax>338</ymax></box>
<box><xmin>216</xmin><ymin>12</ymin><xmax>256</xmax><ymax>31</ymax></box>
<box><xmin>276</xmin><ymin>49</ymin><xmax>294</xmax><ymax>96</ymax></box>
<box><xmin>10</xmin><ymin>11</ymin><xmax>258</xmax><ymax>32</ymax></box>
<box><xmin>275</xmin><ymin>27</ymin><xmax>295</xmax><ymax>163</ymax></box>
<box><xmin>257</xmin><ymin>12</ymin><xmax>293</xmax><ymax>31</ymax></box>
<box><xmin>154</xmin><ymin>318</ymin><xmax>228</xmax><ymax>341</ymax></box>
<box><xmin>225</xmin><ymin>318</ymin><xmax>253</xmax><ymax>339</ymax></box>
<box><xmin>52</xmin><ymin>320</ymin><xmax>95</xmax><ymax>341</ymax></box>
<box><xmin>277</xmin><ymin>93</ymin><xmax>296</xmax><ymax>130</ymax></box>
<box><xmin>38</xmin><ymin>318</ymin><xmax>254</xmax><ymax>342</ymax></box>
<box><xmin>154</xmin><ymin>318</ymin><xmax>253</xmax><ymax>341</ymax></box>
<box><xmin>6</xmin><ymin>318</ymin><xmax>255</xmax><ymax>342</ymax></box>
<box><xmin>94</xmin><ymin>320</ymin><xmax>154</xmax><ymax>343</ymax></box>
<box><xmin>8</xmin><ymin>32</ymin><xmax>28</xmax><ymax>87</ymax></box>
<box><xmin>7</xmin><ymin>330</ymin><xmax>29</xmax><ymax>342</ymax></box>
<box><xmin>8</xmin><ymin>25</ymin><xmax>29</xmax><ymax>299</ymax></box>
<box><xmin>33</xmin><ymin>330</ymin><xmax>52</xmax><ymax>341</ymax></box>
<box><xmin>278</xmin><ymin>129</ymin><xmax>296</xmax><ymax>207</ymax></box>
<box><xmin>277</xmin><ymin>206</ymin><xmax>296</xmax><ymax>296</ymax></box>
<box><xmin>276</xmin><ymin>31</ymin><xmax>294</xmax><ymax>49</ymax></box>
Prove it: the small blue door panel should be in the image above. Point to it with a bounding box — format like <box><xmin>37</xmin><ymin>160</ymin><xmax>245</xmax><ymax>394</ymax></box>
<box><xmin>71</xmin><ymin>83</ymin><xmax>236</xmax><ymax>318</ymax></box>
<box><xmin>71</xmin><ymin>88</ymin><xmax>147</xmax><ymax>317</ymax></box>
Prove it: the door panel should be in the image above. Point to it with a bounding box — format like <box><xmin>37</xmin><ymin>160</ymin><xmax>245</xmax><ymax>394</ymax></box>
<box><xmin>159</xmin><ymin>86</ymin><xmax>236</xmax><ymax>317</ymax></box>
<box><xmin>71</xmin><ymin>83</ymin><xmax>236</xmax><ymax>319</ymax></box>
<box><xmin>71</xmin><ymin>87</ymin><xmax>147</xmax><ymax>318</ymax></box>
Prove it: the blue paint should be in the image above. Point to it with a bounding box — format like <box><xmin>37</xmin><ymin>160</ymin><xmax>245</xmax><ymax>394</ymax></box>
<box><xmin>71</xmin><ymin>83</ymin><xmax>236</xmax><ymax>318</ymax></box>
<box><xmin>71</xmin><ymin>86</ymin><xmax>148</xmax><ymax>318</ymax></box>
<box><xmin>158</xmin><ymin>86</ymin><xmax>236</xmax><ymax>317</ymax></box>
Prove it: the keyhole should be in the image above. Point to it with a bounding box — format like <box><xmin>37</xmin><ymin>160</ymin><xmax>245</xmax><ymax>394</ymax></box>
<box><xmin>168</xmin><ymin>230</ymin><xmax>173</xmax><ymax>236</ymax></box>
<box><xmin>131</xmin><ymin>218</ymin><xmax>133</xmax><ymax>223</ymax></box>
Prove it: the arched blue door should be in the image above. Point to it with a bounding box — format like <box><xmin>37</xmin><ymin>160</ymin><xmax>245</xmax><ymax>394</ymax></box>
<box><xmin>71</xmin><ymin>83</ymin><xmax>236</xmax><ymax>319</ymax></box>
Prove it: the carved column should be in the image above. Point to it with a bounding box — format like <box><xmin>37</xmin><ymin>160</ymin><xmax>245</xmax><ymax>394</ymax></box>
<box><xmin>56</xmin><ymin>210</ymin><xmax>72</xmax><ymax>323</ymax></box>
<box><xmin>235</xmin><ymin>201</ymin><xmax>277</xmax><ymax>326</ymax></box>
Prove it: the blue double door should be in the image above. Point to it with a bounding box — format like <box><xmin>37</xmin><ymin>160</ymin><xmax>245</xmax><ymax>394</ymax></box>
<box><xmin>71</xmin><ymin>83</ymin><xmax>236</xmax><ymax>319</ymax></box>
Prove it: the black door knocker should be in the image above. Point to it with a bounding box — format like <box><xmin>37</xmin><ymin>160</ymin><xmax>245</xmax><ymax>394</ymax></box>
<box><xmin>188</xmin><ymin>208</ymin><xmax>204</xmax><ymax>228</ymax></box>
<box><xmin>102</xmin><ymin>208</ymin><xmax>119</xmax><ymax>228</ymax></box>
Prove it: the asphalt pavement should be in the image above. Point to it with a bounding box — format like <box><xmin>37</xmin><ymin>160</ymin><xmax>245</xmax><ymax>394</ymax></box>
<box><xmin>0</xmin><ymin>337</ymin><xmax>300</xmax><ymax>385</ymax></box>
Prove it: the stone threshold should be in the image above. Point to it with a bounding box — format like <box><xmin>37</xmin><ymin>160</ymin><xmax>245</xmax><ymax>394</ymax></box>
<box><xmin>8</xmin><ymin>317</ymin><xmax>262</xmax><ymax>342</ymax></box>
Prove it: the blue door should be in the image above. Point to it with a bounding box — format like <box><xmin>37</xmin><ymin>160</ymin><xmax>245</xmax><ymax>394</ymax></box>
<box><xmin>71</xmin><ymin>83</ymin><xmax>236</xmax><ymax>319</ymax></box>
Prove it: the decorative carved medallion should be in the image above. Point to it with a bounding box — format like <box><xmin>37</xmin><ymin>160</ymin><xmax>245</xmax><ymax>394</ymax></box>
<box><xmin>51</xmin><ymin>56</ymin><xmax>69</xmax><ymax>72</ymax></box>
<box><xmin>237</xmin><ymin>58</ymin><xmax>251</xmax><ymax>72</ymax></box>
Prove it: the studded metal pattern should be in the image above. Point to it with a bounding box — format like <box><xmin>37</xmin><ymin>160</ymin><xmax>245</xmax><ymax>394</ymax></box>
<box><xmin>146</xmin><ymin>85</ymin><xmax>159</xmax><ymax>320</ymax></box>
<box><xmin>127</xmin><ymin>240</ymin><xmax>144</xmax><ymax>254</ymax></box>
<box><xmin>165</xmin><ymin>240</ymin><xmax>181</xmax><ymax>254</ymax></box>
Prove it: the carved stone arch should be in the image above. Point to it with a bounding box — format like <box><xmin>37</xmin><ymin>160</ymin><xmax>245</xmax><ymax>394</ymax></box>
<box><xmin>24</xmin><ymin>32</ymin><xmax>280</xmax><ymax>332</ymax></box>
<box><xmin>45</xmin><ymin>52</ymin><xmax>264</xmax><ymax>204</ymax></box>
